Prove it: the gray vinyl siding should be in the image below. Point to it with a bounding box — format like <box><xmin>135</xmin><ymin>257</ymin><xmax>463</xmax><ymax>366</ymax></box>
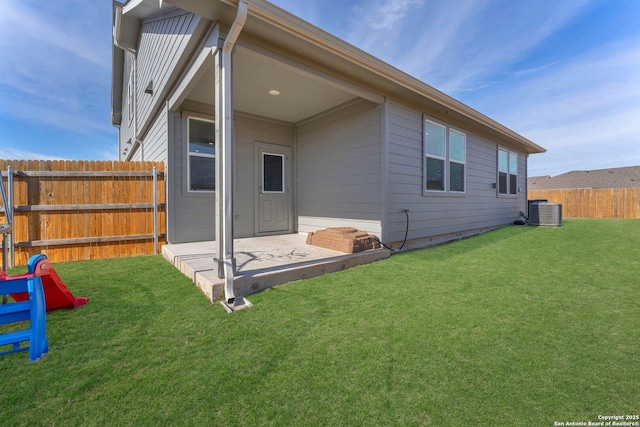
<box><xmin>235</xmin><ymin>114</ymin><xmax>295</xmax><ymax>238</ymax></box>
<box><xmin>142</xmin><ymin>110</ymin><xmax>168</xmax><ymax>162</ymax></box>
<box><xmin>129</xmin><ymin>150</ymin><xmax>142</xmax><ymax>161</ymax></box>
<box><xmin>117</xmin><ymin>12</ymin><xmax>200</xmax><ymax>162</ymax></box>
<box><xmin>167</xmin><ymin>111</ymin><xmax>214</xmax><ymax>243</ymax></box>
<box><xmin>296</xmin><ymin>100</ymin><xmax>382</xmax><ymax>236</ymax></box>
<box><xmin>136</xmin><ymin>12</ymin><xmax>201</xmax><ymax>135</ymax></box>
<box><xmin>123</xmin><ymin>109</ymin><xmax>166</xmax><ymax>163</ymax></box>
<box><xmin>387</xmin><ymin>101</ymin><xmax>527</xmax><ymax>243</ymax></box>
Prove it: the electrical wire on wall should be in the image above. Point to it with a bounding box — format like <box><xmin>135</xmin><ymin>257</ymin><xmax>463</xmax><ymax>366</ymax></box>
<box><xmin>374</xmin><ymin>209</ymin><xmax>409</xmax><ymax>252</ymax></box>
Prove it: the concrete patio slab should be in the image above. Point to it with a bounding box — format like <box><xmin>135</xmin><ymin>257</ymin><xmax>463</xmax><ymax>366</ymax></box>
<box><xmin>162</xmin><ymin>233</ymin><xmax>391</xmax><ymax>302</ymax></box>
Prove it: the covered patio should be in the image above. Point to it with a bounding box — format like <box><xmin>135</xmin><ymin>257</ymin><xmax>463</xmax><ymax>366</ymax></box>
<box><xmin>160</xmin><ymin>2</ymin><xmax>387</xmax><ymax>308</ymax></box>
<box><xmin>162</xmin><ymin>233</ymin><xmax>391</xmax><ymax>304</ymax></box>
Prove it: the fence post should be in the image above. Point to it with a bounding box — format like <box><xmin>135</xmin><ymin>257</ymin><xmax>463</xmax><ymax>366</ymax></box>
<box><xmin>1</xmin><ymin>168</ymin><xmax>9</xmax><ymax>272</ymax></box>
<box><xmin>7</xmin><ymin>165</ymin><xmax>14</xmax><ymax>268</ymax></box>
<box><xmin>153</xmin><ymin>166</ymin><xmax>158</xmax><ymax>255</ymax></box>
<box><xmin>1</xmin><ymin>228</ymin><xmax>7</xmax><ymax>273</ymax></box>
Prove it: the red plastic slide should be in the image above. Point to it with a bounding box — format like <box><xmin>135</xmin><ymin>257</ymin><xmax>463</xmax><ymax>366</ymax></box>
<box><xmin>0</xmin><ymin>254</ymin><xmax>88</xmax><ymax>311</ymax></box>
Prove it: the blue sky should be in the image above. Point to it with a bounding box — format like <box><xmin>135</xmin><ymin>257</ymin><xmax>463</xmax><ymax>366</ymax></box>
<box><xmin>1</xmin><ymin>0</ymin><xmax>639</xmax><ymax>176</ymax></box>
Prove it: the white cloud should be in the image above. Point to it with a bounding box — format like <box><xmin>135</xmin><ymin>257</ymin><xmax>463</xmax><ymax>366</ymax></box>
<box><xmin>346</xmin><ymin>0</ymin><xmax>424</xmax><ymax>54</ymax></box>
<box><xmin>0</xmin><ymin>94</ymin><xmax>114</xmax><ymax>136</ymax></box>
<box><xmin>0</xmin><ymin>0</ymin><xmax>114</xmax><ymax>159</ymax></box>
<box><xmin>487</xmin><ymin>41</ymin><xmax>640</xmax><ymax>176</ymax></box>
<box><xmin>0</xmin><ymin>1</ymin><xmax>110</xmax><ymax>69</ymax></box>
<box><xmin>355</xmin><ymin>0</ymin><xmax>424</xmax><ymax>31</ymax></box>
<box><xmin>500</xmin><ymin>42</ymin><xmax>640</xmax><ymax>127</ymax></box>
<box><xmin>414</xmin><ymin>0</ymin><xmax>591</xmax><ymax>94</ymax></box>
<box><xmin>339</xmin><ymin>0</ymin><xmax>594</xmax><ymax>99</ymax></box>
<box><xmin>390</xmin><ymin>0</ymin><xmax>485</xmax><ymax>82</ymax></box>
<box><xmin>0</xmin><ymin>148</ymin><xmax>68</xmax><ymax>162</ymax></box>
<box><xmin>97</xmin><ymin>145</ymin><xmax>120</xmax><ymax>161</ymax></box>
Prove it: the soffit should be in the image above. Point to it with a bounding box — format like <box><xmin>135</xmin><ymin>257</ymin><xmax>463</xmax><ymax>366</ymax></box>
<box><xmin>186</xmin><ymin>48</ymin><xmax>357</xmax><ymax>123</ymax></box>
<box><xmin>123</xmin><ymin>0</ymin><xmax>176</xmax><ymax>19</ymax></box>
<box><xmin>233</xmin><ymin>49</ymin><xmax>356</xmax><ymax>123</ymax></box>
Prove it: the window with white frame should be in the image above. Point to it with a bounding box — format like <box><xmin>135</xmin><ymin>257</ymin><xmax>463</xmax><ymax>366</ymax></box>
<box><xmin>498</xmin><ymin>148</ymin><xmax>518</xmax><ymax>195</ymax></box>
<box><xmin>424</xmin><ymin>120</ymin><xmax>466</xmax><ymax>193</ymax></box>
<box><xmin>509</xmin><ymin>151</ymin><xmax>518</xmax><ymax>195</ymax></box>
<box><xmin>188</xmin><ymin>117</ymin><xmax>216</xmax><ymax>191</ymax></box>
<box><xmin>449</xmin><ymin>129</ymin><xmax>466</xmax><ymax>192</ymax></box>
<box><xmin>425</xmin><ymin>121</ymin><xmax>446</xmax><ymax>191</ymax></box>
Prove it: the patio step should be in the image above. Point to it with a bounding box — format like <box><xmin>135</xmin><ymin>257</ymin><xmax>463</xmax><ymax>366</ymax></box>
<box><xmin>232</xmin><ymin>248</ymin><xmax>390</xmax><ymax>298</ymax></box>
<box><xmin>162</xmin><ymin>236</ymin><xmax>391</xmax><ymax>303</ymax></box>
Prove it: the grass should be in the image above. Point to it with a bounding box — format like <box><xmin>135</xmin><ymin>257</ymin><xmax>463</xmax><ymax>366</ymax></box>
<box><xmin>1</xmin><ymin>219</ymin><xmax>639</xmax><ymax>426</ymax></box>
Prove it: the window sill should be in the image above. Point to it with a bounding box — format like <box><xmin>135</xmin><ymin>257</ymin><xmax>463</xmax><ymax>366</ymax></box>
<box><xmin>422</xmin><ymin>191</ymin><xmax>467</xmax><ymax>198</ymax></box>
<box><xmin>183</xmin><ymin>189</ymin><xmax>216</xmax><ymax>197</ymax></box>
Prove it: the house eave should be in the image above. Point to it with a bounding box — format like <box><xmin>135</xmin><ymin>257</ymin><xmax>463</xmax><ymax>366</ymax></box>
<box><xmin>112</xmin><ymin>0</ymin><xmax>180</xmax><ymax>128</ymax></box>
<box><xmin>162</xmin><ymin>0</ymin><xmax>545</xmax><ymax>155</ymax></box>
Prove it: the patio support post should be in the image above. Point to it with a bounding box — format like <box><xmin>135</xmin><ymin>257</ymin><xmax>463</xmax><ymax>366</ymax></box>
<box><xmin>216</xmin><ymin>0</ymin><xmax>248</xmax><ymax>306</ymax></box>
<box><xmin>214</xmin><ymin>49</ymin><xmax>224</xmax><ymax>279</ymax></box>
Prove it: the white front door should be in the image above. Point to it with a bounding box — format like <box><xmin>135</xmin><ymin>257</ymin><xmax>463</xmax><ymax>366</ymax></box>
<box><xmin>255</xmin><ymin>143</ymin><xmax>291</xmax><ymax>234</ymax></box>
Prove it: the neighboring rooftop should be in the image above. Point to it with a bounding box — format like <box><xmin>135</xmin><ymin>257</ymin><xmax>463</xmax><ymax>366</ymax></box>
<box><xmin>528</xmin><ymin>166</ymin><xmax>640</xmax><ymax>190</ymax></box>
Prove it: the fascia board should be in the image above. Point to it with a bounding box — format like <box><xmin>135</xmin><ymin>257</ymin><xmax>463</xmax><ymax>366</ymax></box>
<box><xmin>167</xmin><ymin>23</ymin><xmax>221</xmax><ymax>112</ymax></box>
<box><xmin>167</xmin><ymin>46</ymin><xmax>217</xmax><ymax>111</ymax></box>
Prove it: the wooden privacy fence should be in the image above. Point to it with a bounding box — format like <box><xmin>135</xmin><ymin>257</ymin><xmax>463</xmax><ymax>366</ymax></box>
<box><xmin>0</xmin><ymin>160</ymin><xmax>165</xmax><ymax>267</ymax></box>
<box><xmin>528</xmin><ymin>188</ymin><xmax>640</xmax><ymax>219</ymax></box>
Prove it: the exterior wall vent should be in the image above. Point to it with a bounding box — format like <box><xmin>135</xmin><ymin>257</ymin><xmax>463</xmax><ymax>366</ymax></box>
<box><xmin>528</xmin><ymin>201</ymin><xmax>562</xmax><ymax>227</ymax></box>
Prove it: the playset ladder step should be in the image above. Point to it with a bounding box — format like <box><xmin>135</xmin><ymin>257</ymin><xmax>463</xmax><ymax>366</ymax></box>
<box><xmin>0</xmin><ymin>300</ymin><xmax>31</xmax><ymax>323</ymax></box>
<box><xmin>0</xmin><ymin>270</ymin><xmax>49</xmax><ymax>361</ymax></box>
<box><xmin>0</xmin><ymin>329</ymin><xmax>30</xmax><ymax>347</ymax></box>
<box><xmin>0</xmin><ymin>300</ymin><xmax>30</xmax><ymax>316</ymax></box>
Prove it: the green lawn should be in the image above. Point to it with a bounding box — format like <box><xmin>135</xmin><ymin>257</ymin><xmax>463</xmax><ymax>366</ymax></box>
<box><xmin>1</xmin><ymin>219</ymin><xmax>639</xmax><ymax>426</ymax></box>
